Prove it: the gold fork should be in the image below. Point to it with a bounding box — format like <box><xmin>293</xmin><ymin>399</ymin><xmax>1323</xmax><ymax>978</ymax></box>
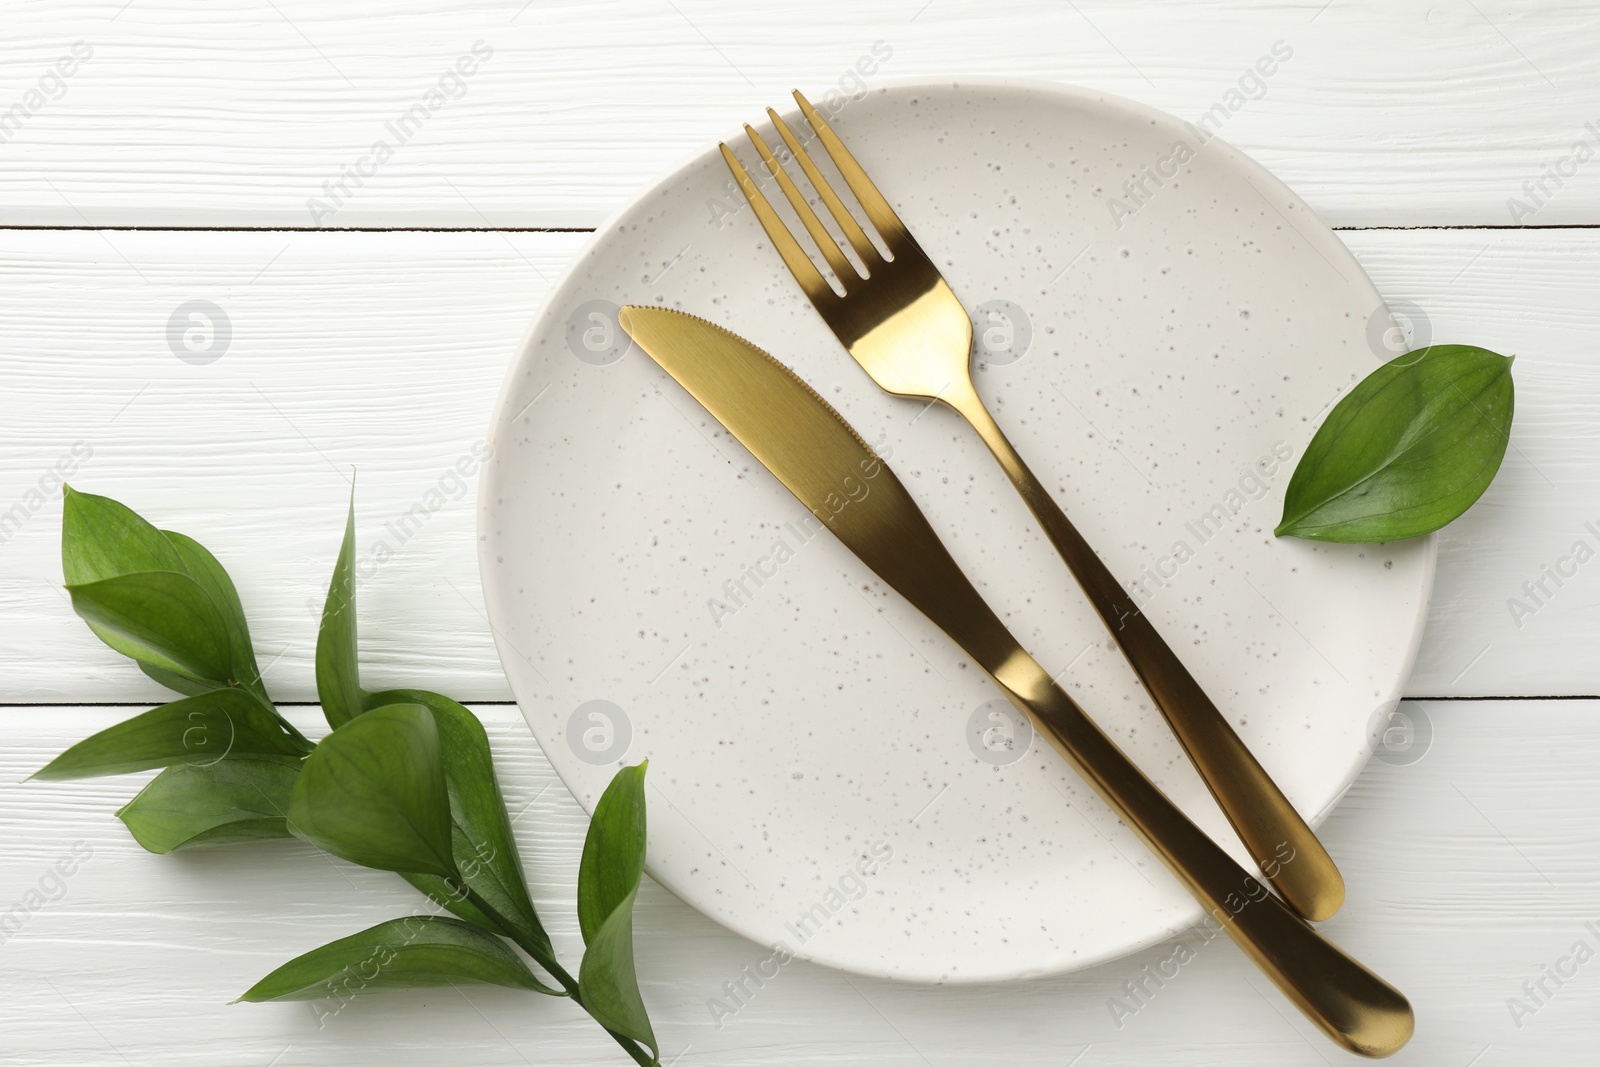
<box><xmin>721</xmin><ymin>90</ymin><xmax>1344</xmax><ymax>923</ymax></box>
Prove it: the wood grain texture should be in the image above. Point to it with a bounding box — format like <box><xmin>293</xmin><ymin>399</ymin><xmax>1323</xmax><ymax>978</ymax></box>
<box><xmin>2</xmin><ymin>3</ymin><xmax>1594</xmax><ymax>1062</ymax></box>
<box><xmin>0</xmin><ymin>227</ymin><xmax>1592</xmax><ymax>702</ymax></box>
<box><xmin>0</xmin><ymin>700</ymin><xmax>1594</xmax><ymax>1066</ymax></box>
<box><xmin>1</xmin><ymin>1</ymin><xmax>1597</xmax><ymax>227</ymax></box>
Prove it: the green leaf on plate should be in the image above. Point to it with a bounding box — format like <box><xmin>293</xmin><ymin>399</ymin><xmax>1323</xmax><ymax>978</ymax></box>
<box><xmin>367</xmin><ymin>689</ymin><xmax>554</xmax><ymax>967</ymax></box>
<box><xmin>118</xmin><ymin>757</ymin><xmax>300</xmax><ymax>853</ymax></box>
<box><xmin>238</xmin><ymin>916</ymin><xmax>549</xmax><ymax>1002</ymax></box>
<box><xmin>577</xmin><ymin>762</ymin><xmax>656</xmax><ymax>1059</ymax></box>
<box><xmin>315</xmin><ymin>493</ymin><xmax>364</xmax><ymax>730</ymax></box>
<box><xmin>66</xmin><ymin>571</ymin><xmax>234</xmax><ymax>686</ymax></box>
<box><xmin>288</xmin><ymin>703</ymin><xmax>456</xmax><ymax>879</ymax></box>
<box><xmin>1277</xmin><ymin>345</ymin><xmax>1515</xmax><ymax>543</ymax></box>
<box><xmin>162</xmin><ymin>530</ymin><xmax>268</xmax><ymax>704</ymax></box>
<box><xmin>34</xmin><ymin>689</ymin><xmax>311</xmax><ymax>780</ymax></box>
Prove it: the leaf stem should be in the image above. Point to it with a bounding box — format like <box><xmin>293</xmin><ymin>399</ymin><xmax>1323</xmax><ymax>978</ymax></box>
<box><xmin>456</xmin><ymin>884</ymin><xmax>576</xmax><ymax>994</ymax></box>
<box><xmin>458</xmin><ymin>884</ymin><xmax>655</xmax><ymax>1065</ymax></box>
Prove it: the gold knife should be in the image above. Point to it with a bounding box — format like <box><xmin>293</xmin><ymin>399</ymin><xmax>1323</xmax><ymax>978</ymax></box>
<box><xmin>619</xmin><ymin>305</ymin><xmax>1412</xmax><ymax>1057</ymax></box>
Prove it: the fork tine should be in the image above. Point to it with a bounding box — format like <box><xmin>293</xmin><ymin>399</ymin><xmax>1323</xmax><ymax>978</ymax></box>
<box><xmin>766</xmin><ymin>108</ymin><xmax>881</xmax><ymax>272</ymax></box>
<box><xmin>741</xmin><ymin>124</ymin><xmax>859</xmax><ymax>286</ymax></box>
<box><xmin>792</xmin><ymin>90</ymin><xmax>910</xmax><ymax>245</ymax></box>
<box><xmin>718</xmin><ymin>142</ymin><xmax>833</xmax><ymax>305</ymax></box>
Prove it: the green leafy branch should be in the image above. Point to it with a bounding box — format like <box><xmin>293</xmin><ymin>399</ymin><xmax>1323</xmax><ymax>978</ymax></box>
<box><xmin>36</xmin><ymin>488</ymin><xmax>659</xmax><ymax>1066</ymax></box>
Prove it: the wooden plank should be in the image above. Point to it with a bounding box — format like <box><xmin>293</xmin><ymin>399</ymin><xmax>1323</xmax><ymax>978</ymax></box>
<box><xmin>1342</xmin><ymin>229</ymin><xmax>1600</xmax><ymax>695</ymax></box>
<box><xmin>0</xmin><ymin>227</ymin><xmax>1592</xmax><ymax>702</ymax></box>
<box><xmin>1</xmin><ymin>1</ymin><xmax>1597</xmax><ymax>227</ymax></box>
<box><xmin>0</xmin><ymin>229</ymin><xmax>582</xmax><ymax>703</ymax></box>
<box><xmin>0</xmin><ymin>700</ymin><xmax>1594</xmax><ymax>1064</ymax></box>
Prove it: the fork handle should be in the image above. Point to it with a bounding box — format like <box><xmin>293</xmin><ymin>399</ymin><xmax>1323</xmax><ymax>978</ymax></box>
<box><xmin>945</xmin><ymin>383</ymin><xmax>1345</xmax><ymax>922</ymax></box>
<box><xmin>991</xmin><ymin>657</ymin><xmax>1412</xmax><ymax>1057</ymax></box>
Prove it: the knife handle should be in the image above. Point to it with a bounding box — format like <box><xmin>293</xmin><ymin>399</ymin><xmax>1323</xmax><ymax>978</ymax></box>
<box><xmin>948</xmin><ymin>384</ymin><xmax>1344</xmax><ymax>922</ymax></box>
<box><xmin>993</xmin><ymin>659</ymin><xmax>1412</xmax><ymax>1058</ymax></box>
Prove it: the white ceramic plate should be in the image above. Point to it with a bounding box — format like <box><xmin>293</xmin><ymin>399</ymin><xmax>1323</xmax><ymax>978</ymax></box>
<box><xmin>479</xmin><ymin>79</ymin><xmax>1434</xmax><ymax>983</ymax></box>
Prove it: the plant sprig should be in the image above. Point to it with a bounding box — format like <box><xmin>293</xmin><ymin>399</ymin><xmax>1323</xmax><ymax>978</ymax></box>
<box><xmin>38</xmin><ymin>487</ymin><xmax>659</xmax><ymax>1066</ymax></box>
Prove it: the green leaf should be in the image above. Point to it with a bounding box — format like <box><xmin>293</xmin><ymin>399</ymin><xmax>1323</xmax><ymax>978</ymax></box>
<box><xmin>162</xmin><ymin>530</ymin><xmax>268</xmax><ymax>704</ymax></box>
<box><xmin>577</xmin><ymin>762</ymin><xmax>656</xmax><ymax>1059</ymax></box>
<box><xmin>117</xmin><ymin>758</ymin><xmax>300</xmax><ymax>853</ymax></box>
<box><xmin>61</xmin><ymin>486</ymin><xmax>186</xmax><ymax>585</ymax></box>
<box><xmin>34</xmin><ymin>690</ymin><xmax>311</xmax><ymax>780</ymax></box>
<box><xmin>1277</xmin><ymin>345</ymin><xmax>1515</xmax><ymax>543</ymax></box>
<box><xmin>368</xmin><ymin>689</ymin><xmax>553</xmax><ymax>965</ymax></box>
<box><xmin>238</xmin><ymin>916</ymin><xmax>551</xmax><ymax>1002</ymax></box>
<box><xmin>316</xmin><ymin>493</ymin><xmax>363</xmax><ymax>730</ymax></box>
<box><xmin>60</xmin><ymin>488</ymin><xmax>269</xmax><ymax>701</ymax></box>
<box><xmin>137</xmin><ymin>663</ymin><xmax>218</xmax><ymax>697</ymax></box>
<box><xmin>64</xmin><ymin>488</ymin><xmax>200</xmax><ymax>680</ymax></box>
<box><xmin>288</xmin><ymin>703</ymin><xmax>456</xmax><ymax>879</ymax></box>
<box><xmin>66</xmin><ymin>571</ymin><xmax>234</xmax><ymax>686</ymax></box>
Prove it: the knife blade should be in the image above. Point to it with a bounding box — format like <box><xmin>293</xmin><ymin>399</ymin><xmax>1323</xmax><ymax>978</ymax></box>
<box><xmin>617</xmin><ymin>305</ymin><xmax>1411</xmax><ymax>1057</ymax></box>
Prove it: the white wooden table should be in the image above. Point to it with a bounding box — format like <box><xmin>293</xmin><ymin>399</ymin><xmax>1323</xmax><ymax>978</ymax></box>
<box><xmin>3</xmin><ymin>3</ymin><xmax>1598</xmax><ymax>1064</ymax></box>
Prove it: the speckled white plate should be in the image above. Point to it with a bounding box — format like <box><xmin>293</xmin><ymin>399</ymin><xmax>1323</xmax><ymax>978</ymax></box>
<box><xmin>479</xmin><ymin>79</ymin><xmax>1435</xmax><ymax>983</ymax></box>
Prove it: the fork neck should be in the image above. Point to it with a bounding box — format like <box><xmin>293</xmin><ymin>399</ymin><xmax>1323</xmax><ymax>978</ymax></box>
<box><xmin>941</xmin><ymin>381</ymin><xmax>1035</xmax><ymax>492</ymax></box>
<box><xmin>942</xmin><ymin>379</ymin><xmax>1141</xmax><ymax>634</ymax></box>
